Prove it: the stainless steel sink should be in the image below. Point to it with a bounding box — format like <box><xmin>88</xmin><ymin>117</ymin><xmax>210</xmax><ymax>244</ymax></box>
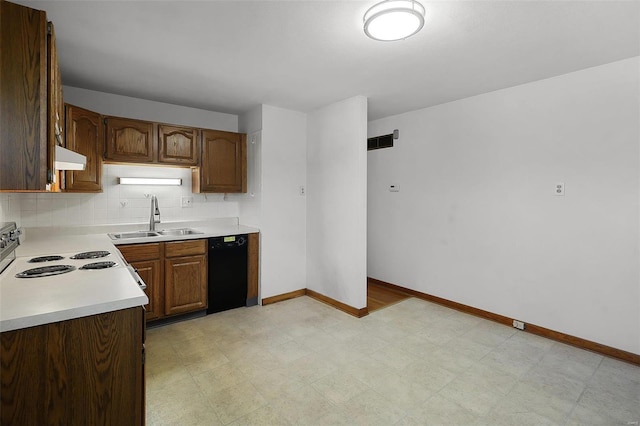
<box><xmin>157</xmin><ymin>228</ymin><xmax>203</xmax><ymax>236</ymax></box>
<box><xmin>108</xmin><ymin>231</ymin><xmax>160</xmax><ymax>240</ymax></box>
<box><xmin>108</xmin><ymin>228</ymin><xmax>203</xmax><ymax>240</ymax></box>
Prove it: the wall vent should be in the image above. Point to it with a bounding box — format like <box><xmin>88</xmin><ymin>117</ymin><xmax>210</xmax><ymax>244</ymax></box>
<box><xmin>367</xmin><ymin>134</ymin><xmax>394</xmax><ymax>151</ymax></box>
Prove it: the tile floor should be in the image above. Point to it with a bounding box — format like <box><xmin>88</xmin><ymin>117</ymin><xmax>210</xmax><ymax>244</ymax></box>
<box><xmin>146</xmin><ymin>296</ymin><xmax>640</xmax><ymax>425</ymax></box>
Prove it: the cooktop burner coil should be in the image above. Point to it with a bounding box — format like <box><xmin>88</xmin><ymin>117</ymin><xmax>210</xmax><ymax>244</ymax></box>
<box><xmin>16</xmin><ymin>265</ymin><xmax>76</xmax><ymax>278</ymax></box>
<box><xmin>71</xmin><ymin>251</ymin><xmax>111</xmax><ymax>260</ymax></box>
<box><xmin>79</xmin><ymin>261</ymin><xmax>117</xmax><ymax>270</ymax></box>
<box><xmin>28</xmin><ymin>255</ymin><xmax>65</xmax><ymax>263</ymax></box>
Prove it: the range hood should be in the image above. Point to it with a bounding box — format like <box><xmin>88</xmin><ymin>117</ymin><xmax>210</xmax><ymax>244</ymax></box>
<box><xmin>55</xmin><ymin>145</ymin><xmax>86</xmax><ymax>171</ymax></box>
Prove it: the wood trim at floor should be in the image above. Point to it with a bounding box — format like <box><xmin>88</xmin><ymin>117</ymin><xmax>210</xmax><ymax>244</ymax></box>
<box><xmin>306</xmin><ymin>289</ymin><xmax>369</xmax><ymax>318</ymax></box>
<box><xmin>262</xmin><ymin>288</ymin><xmax>368</xmax><ymax>318</ymax></box>
<box><xmin>261</xmin><ymin>289</ymin><xmax>306</xmax><ymax>306</ymax></box>
<box><xmin>369</xmin><ymin>277</ymin><xmax>640</xmax><ymax>366</ymax></box>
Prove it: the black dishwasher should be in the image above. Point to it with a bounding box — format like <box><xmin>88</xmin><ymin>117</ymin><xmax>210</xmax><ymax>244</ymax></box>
<box><xmin>207</xmin><ymin>235</ymin><xmax>248</xmax><ymax>314</ymax></box>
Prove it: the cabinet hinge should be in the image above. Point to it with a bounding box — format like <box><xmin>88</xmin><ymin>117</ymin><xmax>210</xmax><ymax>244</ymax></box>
<box><xmin>47</xmin><ymin>22</ymin><xmax>52</xmax><ymax>35</ymax></box>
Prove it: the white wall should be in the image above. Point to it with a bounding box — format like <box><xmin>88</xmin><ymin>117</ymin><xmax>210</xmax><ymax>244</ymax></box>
<box><xmin>368</xmin><ymin>57</ymin><xmax>640</xmax><ymax>354</ymax></box>
<box><xmin>307</xmin><ymin>96</ymin><xmax>368</xmax><ymax>309</ymax></box>
<box><xmin>237</xmin><ymin>105</ymin><xmax>263</xmax><ymax>228</ymax></box>
<box><xmin>0</xmin><ymin>87</ymin><xmax>242</xmax><ymax>227</ymax></box>
<box><xmin>64</xmin><ymin>86</ymin><xmax>237</xmax><ymax>131</ymax></box>
<box><xmin>257</xmin><ymin>105</ymin><xmax>307</xmax><ymax>299</ymax></box>
<box><xmin>238</xmin><ymin>105</ymin><xmax>262</xmax><ymax>136</ymax></box>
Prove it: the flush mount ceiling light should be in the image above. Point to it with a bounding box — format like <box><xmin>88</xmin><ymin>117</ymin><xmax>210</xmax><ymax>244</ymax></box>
<box><xmin>363</xmin><ymin>0</ymin><xmax>426</xmax><ymax>41</ymax></box>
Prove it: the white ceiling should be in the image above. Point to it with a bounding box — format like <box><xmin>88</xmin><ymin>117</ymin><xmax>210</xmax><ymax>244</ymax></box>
<box><xmin>18</xmin><ymin>0</ymin><xmax>640</xmax><ymax>120</ymax></box>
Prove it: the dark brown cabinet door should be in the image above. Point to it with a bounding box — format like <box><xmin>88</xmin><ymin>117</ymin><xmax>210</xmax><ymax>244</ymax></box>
<box><xmin>158</xmin><ymin>125</ymin><xmax>198</xmax><ymax>165</ymax></box>
<box><xmin>105</xmin><ymin>117</ymin><xmax>155</xmax><ymax>163</ymax></box>
<box><xmin>64</xmin><ymin>104</ymin><xmax>103</xmax><ymax>192</ymax></box>
<box><xmin>195</xmin><ymin>129</ymin><xmax>246</xmax><ymax>193</ymax></box>
<box><xmin>0</xmin><ymin>1</ymin><xmax>48</xmax><ymax>191</ymax></box>
<box><xmin>131</xmin><ymin>259</ymin><xmax>163</xmax><ymax>321</ymax></box>
<box><xmin>1</xmin><ymin>307</ymin><xmax>144</xmax><ymax>426</ymax></box>
<box><xmin>118</xmin><ymin>243</ymin><xmax>164</xmax><ymax>322</ymax></box>
<box><xmin>164</xmin><ymin>239</ymin><xmax>207</xmax><ymax>316</ymax></box>
<box><xmin>164</xmin><ymin>254</ymin><xmax>207</xmax><ymax>316</ymax></box>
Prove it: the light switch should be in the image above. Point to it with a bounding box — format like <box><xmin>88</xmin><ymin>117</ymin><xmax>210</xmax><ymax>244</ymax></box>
<box><xmin>389</xmin><ymin>184</ymin><xmax>400</xmax><ymax>192</ymax></box>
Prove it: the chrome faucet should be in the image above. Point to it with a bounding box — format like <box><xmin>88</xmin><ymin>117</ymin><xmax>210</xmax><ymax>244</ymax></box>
<box><xmin>149</xmin><ymin>195</ymin><xmax>160</xmax><ymax>231</ymax></box>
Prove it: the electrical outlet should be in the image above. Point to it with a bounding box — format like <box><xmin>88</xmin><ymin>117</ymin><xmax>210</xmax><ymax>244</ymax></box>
<box><xmin>554</xmin><ymin>182</ymin><xmax>565</xmax><ymax>196</ymax></box>
<box><xmin>513</xmin><ymin>320</ymin><xmax>526</xmax><ymax>330</ymax></box>
<box><xmin>181</xmin><ymin>196</ymin><xmax>193</xmax><ymax>208</ymax></box>
<box><xmin>300</xmin><ymin>186</ymin><xmax>305</xmax><ymax>196</ymax></box>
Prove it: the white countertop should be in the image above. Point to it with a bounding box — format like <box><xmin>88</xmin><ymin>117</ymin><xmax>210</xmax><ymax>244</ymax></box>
<box><xmin>1</xmin><ymin>218</ymin><xmax>259</xmax><ymax>332</ymax></box>
<box><xmin>0</xmin><ymin>258</ymin><xmax>148</xmax><ymax>332</ymax></box>
<box><xmin>16</xmin><ymin>218</ymin><xmax>259</xmax><ymax>254</ymax></box>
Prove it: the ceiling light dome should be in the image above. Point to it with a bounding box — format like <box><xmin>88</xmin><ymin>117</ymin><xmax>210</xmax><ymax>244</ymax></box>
<box><xmin>364</xmin><ymin>0</ymin><xmax>426</xmax><ymax>41</ymax></box>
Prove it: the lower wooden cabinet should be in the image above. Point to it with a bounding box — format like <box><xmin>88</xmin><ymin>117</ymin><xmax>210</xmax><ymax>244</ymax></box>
<box><xmin>247</xmin><ymin>233</ymin><xmax>259</xmax><ymax>304</ymax></box>
<box><xmin>118</xmin><ymin>235</ymin><xmax>260</xmax><ymax>321</ymax></box>
<box><xmin>165</xmin><ymin>240</ymin><xmax>207</xmax><ymax>315</ymax></box>
<box><xmin>133</xmin><ymin>259</ymin><xmax>163</xmax><ymax>320</ymax></box>
<box><xmin>0</xmin><ymin>307</ymin><xmax>145</xmax><ymax>426</ymax></box>
<box><xmin>118</xmin><ymin>243</ymin><xmax>164</xmax><ymax>321</ymax></box>
<box><xmin>118</xmin><ymin>239</ymin><xmax>207</xmax><ymax>321</ymax></box>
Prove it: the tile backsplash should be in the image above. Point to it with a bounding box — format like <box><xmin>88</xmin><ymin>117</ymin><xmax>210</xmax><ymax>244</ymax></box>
<box><xmin>0</xmin><ymin>164</ymin><xmax>239</xmax><ymax>227</ymax></box>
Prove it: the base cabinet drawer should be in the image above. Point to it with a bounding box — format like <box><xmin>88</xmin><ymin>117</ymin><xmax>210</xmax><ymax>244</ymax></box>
<box><xmin>165</xmin><ymin>239</ymin><xmax>206</xmax><ymax>258</ymax></box>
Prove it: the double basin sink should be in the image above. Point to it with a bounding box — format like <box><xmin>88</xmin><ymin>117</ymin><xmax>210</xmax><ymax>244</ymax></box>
<box><xmin>108</xmin><ymin>228</ymin><xmax>203</xmax><ymax>240</ymax></box>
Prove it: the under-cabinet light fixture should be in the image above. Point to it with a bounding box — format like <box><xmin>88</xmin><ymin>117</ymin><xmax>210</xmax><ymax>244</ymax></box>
<box><xmin>364</xmin><ymin>0</ymin><xmax>426</xmax><ymax>41</ymax></box>
<box><xmin>118</xmin><ymin>177</ymin><xmax>182</xmax><ymax>186</ymax></box>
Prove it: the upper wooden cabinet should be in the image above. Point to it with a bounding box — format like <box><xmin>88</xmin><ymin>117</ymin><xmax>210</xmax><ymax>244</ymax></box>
<box><xmin>104</xmin><ymin>117</ymin><xmax>155</xmax><ymax>163</ymax></box>
<box><xmin>193</xmin><ymin>129</ymin><xmax>247</xmax><ymax>193</ymax></box>
<box><xmin>158</xmin><ymin>125</ymin><xmax>198</xmax><ymax>166</ymax></box>
<box><xmin>104</xmin><ymin>117</ymin><xmax>200</xmax><ymax>166</ymax></box>
<box><xmin>64</xmin><ymin>104</ymin><xmax>103</xmax><ymax>192</ymax></box>
<box><xmin>0</xmin><ymin>1</ymin><xmax>61</xmax><ymax>191</ymax></box>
